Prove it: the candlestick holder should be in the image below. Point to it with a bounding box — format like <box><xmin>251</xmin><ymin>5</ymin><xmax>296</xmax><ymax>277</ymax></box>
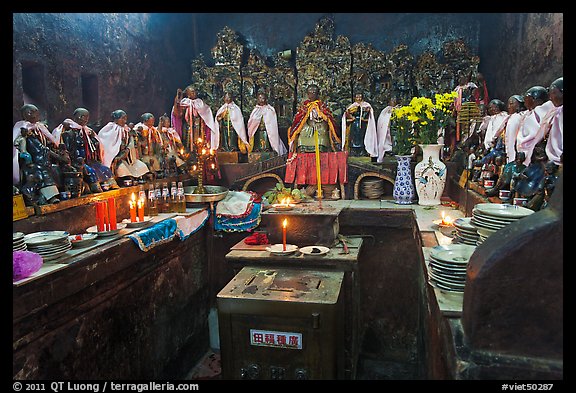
<box><xmin>189</xmin><ymin>138</ymin><xmax>219</xmax><ymax>195</ymax></box>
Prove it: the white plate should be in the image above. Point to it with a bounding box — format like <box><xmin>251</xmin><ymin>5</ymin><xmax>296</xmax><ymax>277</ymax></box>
<box><xmin>453</xmin><ymin>217</ymin><xmax>476</xmax><ymax>231</ymax></box>
<box><xmin>271</xmin><ymin>204</ymin><xmax>296</xmax><ymax>211</ymax></box>
<box><xmin>470</xmin><ymin>217</ymin><xmax>504</xmax><ymax>231</ymax></box>
<box><xmin>266</xmin><ymin>244</ymin><xmax>298</xmax><ymax>255</ymax></box>
<box><xmin>122</xmin><ymin>216</ymin><xmax>153</xmax><ymax>228</ymax></box>
<box><xmin>68</xmin><ymin>233</ymin><xmax>98</xmax><ymax>247</ymax></box>
<box><xmin>24</xmin><ymin>231</ymin><xmax>70</xmax><ymax>246</ymax></box>
<box><xmin>473</xmin><ymin>203</ymin><xmax>534</xmax><ymax>219</ymax></box>
<box><xmin>299</xmin><ymin>246</ymin><xmax>330</xmax><ymax>256</ymax></box>
<box><xmin>429</xmin><ymin>258</ymin><xmax>469</xmax><ymax>272</ymax></box>
<box><xmin>428</xmin><ymin>277</ymin><xmax>464</xmax><ymax>293</ymax></box>
<box><xmin>13</xmin><ymin>232</ymin><xmax>25</xmax><ymax>241</ymax></box>
<box><xmin>430</xmin><ymin>244</ymin><xmax>476</xmax><ymax>264</ymax></box>
<box><xmin>86</xmin><ymin>223</ymin><xmax>127</xmax><ymax>236</ymax></box>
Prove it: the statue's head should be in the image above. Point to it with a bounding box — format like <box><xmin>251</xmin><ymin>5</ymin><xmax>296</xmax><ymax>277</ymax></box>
<box><xmin>73</xmin><ymin>108</ymin><xmax>90</xmax><ymax>126</ymax></box>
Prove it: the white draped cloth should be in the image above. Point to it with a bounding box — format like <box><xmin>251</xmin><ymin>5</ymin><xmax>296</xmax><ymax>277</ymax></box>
<box><xmin>516</xmin><ymin>100</ymin><xmax>555</xmax><ymax>165</ymax></box>
<box><xmin>503</xmin><ymin>111</ymin><xmax>527</xmax><ymax>163</ymax></box>
<box><xmin>52</xmin><ymin>118</ymin><xmax>101</xmax><ymax>158</ymax></box>
<box><xmin>543</xmin><ymin>105</ymin><xmax>563</xmax><ymax>165</ymax></box>
<box><xmin>98</xmin><ymin>122</ymin><xmax>131</xmax><ymax>168</ymax></box>
<box><xmin>213</xmin><ymin>101</ymin><xmax>248</xmax><ymax>150</ymax></box>
<box><xmin>341</xmin><ymin>101</ymin><xmax>378</xmax><ymax>157</ymax></box>
<box><xmin>375</xmin><ymin>105</ymin><xmax>396</xmax><ymax>162</ymax></box>
<box><xmin>483</xmin><ymin>111</ymin><xmax>508</xmax><ymax>149</ymax></box>
<box><xmin>246</xmin><ymin>104</ymin><xmax>287</xmax><ymax>155</ymax></box>
<box><xmin>13</xmin><ymin>120</ymin><xmax>60</xmax><ymax>185</ymax></box>
<box><xmin>178</xmin><ymin>97</ymin><xmax>216</xmax><ymax>146</ymax></box>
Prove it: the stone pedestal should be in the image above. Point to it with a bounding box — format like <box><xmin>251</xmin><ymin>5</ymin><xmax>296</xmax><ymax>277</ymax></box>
<box><xmin>259</xmin><ymin>203</ymin><xmax>342</xmax><ymax>247</ymax></box>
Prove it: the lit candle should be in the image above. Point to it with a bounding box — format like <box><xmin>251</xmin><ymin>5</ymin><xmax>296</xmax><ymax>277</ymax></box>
<box><xmin>129</xmin><ymin>193</ymin><xmax>137</xmax><ymax>223</ymax></box>
<box><xmin>282</xmin><ymin>218</ymin><xmax>287</xmax><ymax>251</ymax></box>
<box><xmin>441</xmin><ymin>211</ymin><xmax>453</xmax><ymax>226</ymax></box>
<box><xmin>211</xmin><ymin>163</ymin><xmax>215</xmax><ymax>170</ymax></box>
<box><xmin>137</xmin><ymin>198</ymin><xmax>144</xmax><ymax>222</ymax></box>
<box><xmin>201</xmin><ymin>148</ymin><xmax>206</xmax><ymax>155</ymax></box>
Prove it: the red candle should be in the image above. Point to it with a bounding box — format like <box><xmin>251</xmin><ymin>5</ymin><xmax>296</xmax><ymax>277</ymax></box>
<box><xmin>103</xmin><ymin>200</ymin><xmax>110</xmax><ymax>231</ymax></box>
<box><xmin>108</xmin><ymin>197</ymin><xmax>117</xmax><ymax>230</ymax></box>
<box><xmin>137</xmin><ymin>198</ymin><xmax>144</xmax><ymax>222</ymax></box>
<box><xmin>282</xmin><ymin>218</ymin><xmax>287</xmax><ymax>251</ymax></box>
<box><xmin>95</xmin><ymin>202</ymin><xmax>104</xmax><ymax>232</ymax></box>
<box><xmin>129</xmin><ymin>200</ymin><xmax>136</xmax><ymax>223</ymax></box>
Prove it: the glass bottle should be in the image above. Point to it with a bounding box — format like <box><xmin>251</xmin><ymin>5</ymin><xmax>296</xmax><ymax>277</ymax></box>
<box><xmin>170</xmin><ymin>181</ymin><xmax>178</xmax><ymax>212</ymax></box>
<box><xmin>161</xmin><ymin>182</ymin><xmax>170</xmax><ymax>213</ymax></box>
<box><xmin>154</xmin><ymin>182</ymin><xmax>163</xmax><ymax>213</ymax></box>
<box><xmin>147</xmin><ymin>184</ymin><xmax>158</xmax><ymax>216</ymax></box>
<box><xmin>177</xmin><ymin>181</ymin><xmax>187</xmax><ymax>213</ymax></box>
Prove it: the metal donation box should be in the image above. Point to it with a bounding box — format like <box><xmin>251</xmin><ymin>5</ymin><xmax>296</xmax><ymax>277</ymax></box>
<box><xmin>217</xmin><ymin>266</ymin><xmax>345</xmax><ymax>380</ymax></box>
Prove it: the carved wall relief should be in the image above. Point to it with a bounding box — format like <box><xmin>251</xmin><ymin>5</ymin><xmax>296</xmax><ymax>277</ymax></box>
<box><xmin>351</xmin><ymin>42</ymin><xmax>390</xmax><ymax>112</ymax></box>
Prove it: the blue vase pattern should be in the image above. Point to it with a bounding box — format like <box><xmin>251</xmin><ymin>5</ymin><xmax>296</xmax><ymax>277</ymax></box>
<box><xmin>393</xmin><ymin>155</ymin><xmax>414</xmax><ymax>204</ymax></box>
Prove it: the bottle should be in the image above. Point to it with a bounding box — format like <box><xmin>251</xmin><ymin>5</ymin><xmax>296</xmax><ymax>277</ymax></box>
<box><xmin>161</xmin><ymin>182</ymin><xmax>170</xmax><ymax>213</ymax></box>
<box><xmin>147</xmin><ymin>184</ymin><xmax>158</xmax><ymax>216</ymax></box>
<box><xmin>170</xmin><ymin>181</ymin><xmax>178</xmax><ymax>212</ymax></box>
<box><xmin>177</xmin><ymin>181</ymin><xmax>187</xmax><ymax>213</ymax></box>
<box><xmin>154</xmin><ymin>182</ymin><xmax>163</xmax><ymax>213</ymax></box>
<box><xmin>138</xmin><ymin>184</ymin><xmax>147</xmax><ymax>216</ymax></box>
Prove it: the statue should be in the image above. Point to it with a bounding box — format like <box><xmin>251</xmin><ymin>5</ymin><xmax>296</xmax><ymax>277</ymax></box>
<box><xmin>53</xmin><ymin>107</ymin><xmax>118</xmax><ymax>193</ymax></box>
<box><xmin>341</xmin><ymin>92</ymin><xmax>378</xmax><ymax>158</ymax></box>
<box><xmin>502</xmin><ymin>95</ymin><xmax>527</xmax><ymax>163</ymax></box>
<box><xmin>157</xmin><ymin>114</ymin><xmax>186</xmax><ymax>175</ymax></box>
<box><xmin>171</xmin><ymin>85</ymin><xmax>216</xmax><ymax>152</ymax></box>
<box><xmin>13</xmin><ymin>104</ymin><xmax>61</xmax><ymax>204</ymax></box>
<box><xmin>98</xmin><ymin>110</ymin><xmax>150</xmax><ymax>183</ymax></box>
<box><xmin>376</xmin><ymin>97</ymin><xmax>400</xmax><ymax>162</ymax></box>
<box><xmin>485</xmin><ymin>152</ymin><xmax>526</xmax><ymax>198</ymax></box>
<box><xmin>542</xmin><ymin>77</ymin><xmax>563</xmax><ymax>166</ymax></box>
<box><xmin>287</xmin><ymin>84</ymin><xmax>340</xmax><ymax>153</ymax></box>
<box><xmin>133</xmin><ymin>113</ymin><xmax>165</xmax><ymax>178</ymax></box>
<box><xmin>246</xmin><ymin>91</ymin><xmax>287</xmax><ymax>155</ymax></box>
<box><xmin>213</xmin><ymin>91</ymin><xmax>249</xmax><ymax>152</ymax></box>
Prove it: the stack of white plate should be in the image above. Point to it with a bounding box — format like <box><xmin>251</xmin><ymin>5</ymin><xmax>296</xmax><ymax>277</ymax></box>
<box><xmin>13</xmin><ymin>232</ymin><xmax>27</xmax><ymax>251</ymax></box>
<box><xmin>23</xmin><ymin>231</ymin><xmax>72</xmax><ymax>261</ymax></box>
<box><xmin>452</xmin><ymin>217</ymin><xmax>479</xmax><ymax>246</ymax></box>
<box><xmin>428</xmin><ymin>244</ymin><xmax>476</xmax><ymax>293</ymax></box>
<box><xmin>471</xmin><ymin>203</ymin><xmax>534</xmax><ymax>245</ymax></box>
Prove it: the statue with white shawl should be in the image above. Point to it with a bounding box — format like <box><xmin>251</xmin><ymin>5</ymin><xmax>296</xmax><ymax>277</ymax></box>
<box><xmin>213</xmin><ymin>92</ymin><xmax>249</xmax><ymax>153</ymax></box>
<box><xmin>376</xmin><ymin>97</ymin><xmax>400</xmax><ymax>162</ymax></box>
<box><xmin>341</xmin><ymin>92</ymin><xmax>378</xmax><ymax>158</ymax></box>
<box><xmin>13</xmin><ymin>104</ymin><xmax>61</xmax><ymax>204</ymax></box>
<box><xmin>246</xmin><ymin>91</ymin><xmax>287</xmax><ymax>156</ymax></box>
<box><xmin>52</xmin><ymin>107</ymin><xmax>118</xmax><ymax>193</ymax></box>
<box><xmin>98</xmin><ymin>110</ymin><xmax>150</xmax><ymax>182</ymax></box>
<box><xmin>171</xmin><ymin>85</ymin><xmax>216</xmax><ymax>153</ymax></box>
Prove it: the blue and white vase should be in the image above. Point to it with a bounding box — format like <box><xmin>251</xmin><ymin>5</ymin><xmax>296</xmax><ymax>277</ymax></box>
<box><xmin>393</xmin><ymin>155</ymin><xmax>415</xmax><ymax>204</ymax></box>
<box><xmin>414</xmin><ymin>144</ymin><xmax>447</xmax><ymax>206</ymax></box>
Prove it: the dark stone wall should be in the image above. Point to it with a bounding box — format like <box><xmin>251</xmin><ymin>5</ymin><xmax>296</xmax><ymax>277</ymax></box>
<box><xmin>478</xmin><ymin>13</ymin><xmax>563</xmax><ymax>102</ymax></box>
<box><xmin>13</xmin><ymin>13</ymin><xmax>196</xmax><ymax>127</ymax></box>
<box><xmin>193</xmin><ymin>13</ymin><xmax>480</xmax><ymax>63</ymax></box>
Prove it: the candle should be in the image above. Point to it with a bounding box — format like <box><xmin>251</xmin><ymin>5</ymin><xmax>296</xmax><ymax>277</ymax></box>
<box><xmin>440</xmin><ymin>211</ymin><xmax>453</xmax><ymax>226</ymax></box>
<box><xmin>108</xmin><ymin>197</ymin><xmax>117</xmax><ymax>230</ymax></box>
<box><xmin>313</xmin><ymin>129</ymin><xmax>322</xmax><ymax>206</ymax></box>
<box><xmin>95</xmin><ymin>202</ymin><xmax>105</xmax><ymax>232</ymax></box>
<box><xmin>129</xmin><ymin>193</ymin><xmax>137</xmax><ymax>223</ymax></box>
<box><xmin>137</xmin><ymin>198</ymin><xmax>144</xmax><ymax>222</ymax></box>
<box><xmin>282</xmin><ymin>218</ymin><xmax>287</xmax><ymax>251</ymax></box>
<box><xmin>103</xmin><ymin>200</ymin><xmax>110</xmax><ymax>231</ymax></box>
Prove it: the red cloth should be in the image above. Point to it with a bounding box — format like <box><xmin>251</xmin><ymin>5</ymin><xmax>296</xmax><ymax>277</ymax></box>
<box><xmin>244</xmin><ymin>232</ymin><xmax>269</xmax><ymax>245</ymax></box>
<box><xmin>284</xmin><ymin>151</ymin><xmax>348</xmax><ymax>185</ymax></box>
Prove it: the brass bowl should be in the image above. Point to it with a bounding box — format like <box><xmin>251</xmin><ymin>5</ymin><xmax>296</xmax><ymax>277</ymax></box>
<box><xmin>183</xmin><ymin>185</ymin><xmax>229</xmax><ymax>203</ymax></box>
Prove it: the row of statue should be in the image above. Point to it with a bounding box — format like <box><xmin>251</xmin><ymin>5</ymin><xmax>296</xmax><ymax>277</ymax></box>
<box><xmin>459</xmin><ymin>77</ymin><xmax>563</xmax><ymax>211</ymax></box>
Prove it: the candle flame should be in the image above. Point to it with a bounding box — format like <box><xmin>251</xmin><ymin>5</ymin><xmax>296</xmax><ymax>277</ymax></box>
<box><xmin>201</xmin><ymin>148</ymin><xmax>206</xmax><ymax>155</ymax></box>
<box><xmin>192</xmin><ymin>165</ymin><xmax>197</xmax><ymax>171</ymax></box>
<box><xmin>441</xmin><ymin>211</ymin><xmax>454</xmax><ymax>225</ymax></box>
<box><xmin>209</xmin><ymin>149</ymin><xmax>214</xmax><ymax>155</ymax></box>
<box><xmin>197</xmin><ymin>138</ymin><xmax>202</xmax><ymax>143</ymax></box>
<box><xmin>282</xmin><ymin>218</ymin><xmax>287</xmax><ymax>228</ymax></box>
<box><xmin>211</xmin><ymin>163</ymin><xmax>215</xmax><ymax>169</ymax></box>
<box><xmin>131</xmin><ymin>193</ymin><xmax>136</xmax><ymax>202</ymax></box>
<box><xmin>180</xmin><ymin>148</ymin><xmax>184</xmax><ymax>155</ymax></box>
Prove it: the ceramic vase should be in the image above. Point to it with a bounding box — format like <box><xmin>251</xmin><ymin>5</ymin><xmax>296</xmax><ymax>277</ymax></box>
<box><xmin>414</xmin><ymin>144</ymin><xmax>447</xmax><ymax>206</ymax></box>
<box><xmin>393</xmin><ymin>155</ymin><xmax>415</xmax><ymax>204</ymax></box>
